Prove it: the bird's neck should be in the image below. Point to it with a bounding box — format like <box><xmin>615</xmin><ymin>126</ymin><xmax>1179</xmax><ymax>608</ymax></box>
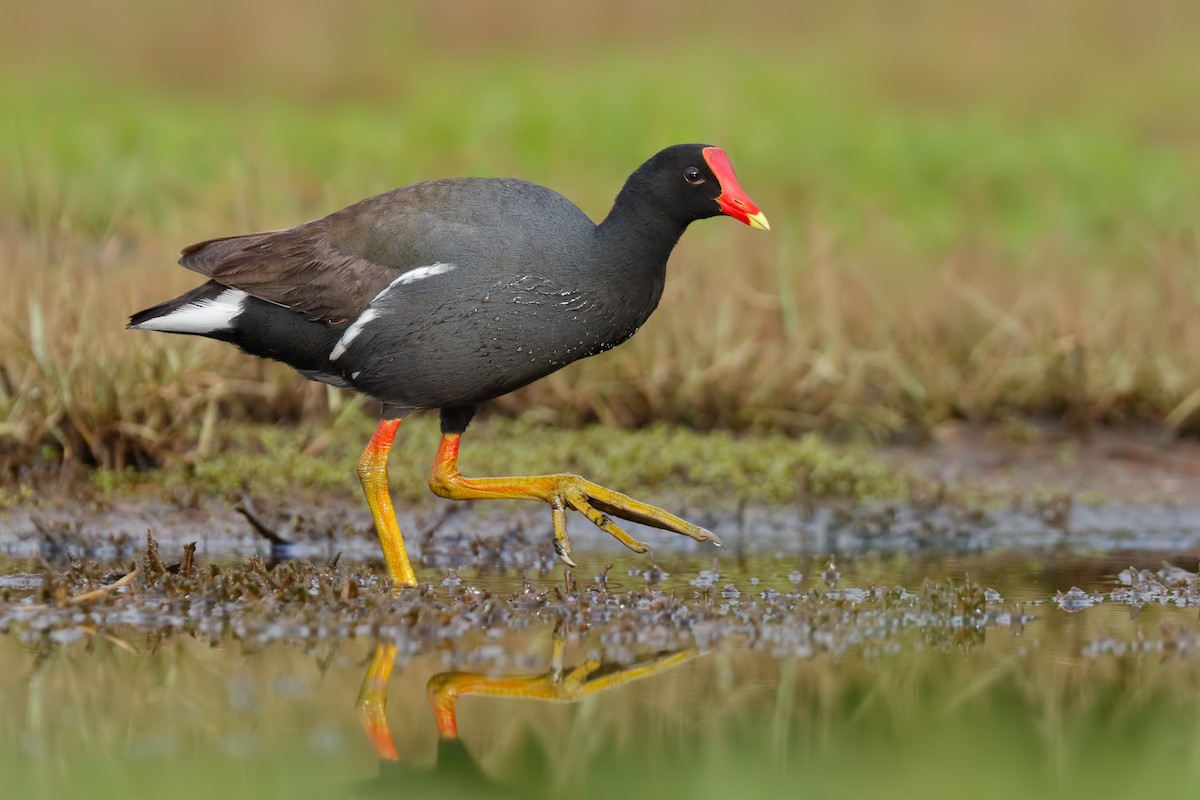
<box><xmin>595</xmin><ymin>183</ymin><xmax>690</xmax><ymax>270</ymax></box>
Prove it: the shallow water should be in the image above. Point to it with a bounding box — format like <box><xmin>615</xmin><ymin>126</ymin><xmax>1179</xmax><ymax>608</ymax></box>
<box><xmin>2</xmin><ymin>547</ymin><xmax>1199</xmax><ymax>799</ymax></box>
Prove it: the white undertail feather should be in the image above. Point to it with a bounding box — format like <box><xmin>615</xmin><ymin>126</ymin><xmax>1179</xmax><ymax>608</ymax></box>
<box><xmin>131</xmin><ymin>288</ymin><xmax>248</xmax><ymax>334</ymax></box>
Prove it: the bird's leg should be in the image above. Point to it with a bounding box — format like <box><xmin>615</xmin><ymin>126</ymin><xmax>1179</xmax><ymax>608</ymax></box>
<box><xmin>356</xmin><ymin>643</ymin><xmax>399</xmax><ymax>760</ymax></box>
<box><xmin>426</xmin><ymin>623</ymin><xmax>699</xmax><ymax>739</ymax></box>
<box><xmin>357</xmin><ymin>419</ymin><xmax>418</xmax><ymax>590</ymax></box>
<box><xmin>427</xmin><ymin>670</ymin><xmax>562</xmax><ymax>739</ymax></box>
<box><xmin>427</xmin><ymin>433</ymin><xmax>721</xmax><ymax>567</ymax></box>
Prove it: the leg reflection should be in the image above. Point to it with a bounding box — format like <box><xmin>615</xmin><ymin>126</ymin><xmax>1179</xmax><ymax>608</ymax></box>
<box><xmin>355</xmin><ymin>643</ymin><xmax>399</xmax><ymax>760</ymax></box>
<box><xmin>427</xmin><ymin>645</ymin><xmax>697</xmax><ymax>740</ymax></box>
<box><xmin>355</xmin><ymin>622</ymin><xmax>699</xmax><ymax>765</ymax></box>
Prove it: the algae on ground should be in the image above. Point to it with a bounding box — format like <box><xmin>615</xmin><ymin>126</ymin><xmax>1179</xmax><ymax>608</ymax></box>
<box><xmin>87</xmin><ymin>415</ymin><xmax>908</xmax><ymax>509</ymax></box>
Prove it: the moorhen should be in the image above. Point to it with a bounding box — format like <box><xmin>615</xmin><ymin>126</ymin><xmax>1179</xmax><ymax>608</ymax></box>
<box><xmin>130</xmin><ymin>144</ymin><xmax>769</xmax><ymax>590</ymax></box>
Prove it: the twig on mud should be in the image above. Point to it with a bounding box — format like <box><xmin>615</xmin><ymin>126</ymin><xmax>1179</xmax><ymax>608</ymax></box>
<box><xmin>67</xmin><ymin>568</ymin><xmax>140</xmax><ymax>604</ymax></box>
<box><xmin>182</xmin><ymin>541</ymin><xmax>196</xmax><ymax>578</ymax></box>
<box><xmin>418</xmin><ymin>504</ymin><xmax>467</xmax><ymax>548</ymax></box>
<box><xmin>236</xmin><ymin>496</ymin><xmax>292</xmax><ymax>545</ymax></box>
<box><xmin>143</xmin><ymin>533</ymin><xmax>166</xmax><ymax>577</ymax></box>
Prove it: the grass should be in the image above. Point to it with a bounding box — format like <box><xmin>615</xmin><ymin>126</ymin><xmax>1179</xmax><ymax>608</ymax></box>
<box><xmin>84</xmin><ymin>414</ymin><xmax>907</xmax><ymax>509</ymax></box>
<box><xmin>4</xmin><ymin>0</ymin><xmax>1200</xmax><ymax>472</ymax></box>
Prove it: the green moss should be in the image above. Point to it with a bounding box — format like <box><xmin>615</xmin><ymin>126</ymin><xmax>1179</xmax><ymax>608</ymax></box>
<box><xmin>461</xmin><ymin>418</ymin><xmax>907</xmax><ymax>504</ymax></box>
<box><xmin>89</xmin><ymin>415</ymin><xmax>907</xmax><ymax>507</ymax></box>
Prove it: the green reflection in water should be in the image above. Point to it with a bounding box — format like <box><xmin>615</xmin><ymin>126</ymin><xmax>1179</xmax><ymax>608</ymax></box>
<box><xmin>1</xmin><ymin>551</ymin><xmax>1199</xmax><ymax>798</ymax></box>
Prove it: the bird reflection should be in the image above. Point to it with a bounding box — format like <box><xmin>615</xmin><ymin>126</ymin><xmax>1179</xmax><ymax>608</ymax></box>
<box><xmin>354</xmin><ymin>619</ymin><xmax>697</xmax><ymax>794</ymax></box>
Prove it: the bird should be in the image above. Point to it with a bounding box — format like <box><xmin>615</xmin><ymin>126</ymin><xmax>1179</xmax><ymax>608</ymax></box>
<box><xmin>129</xmin><ymin>144</ymin><xmax>769</xmax><ymax>591</ymax></box>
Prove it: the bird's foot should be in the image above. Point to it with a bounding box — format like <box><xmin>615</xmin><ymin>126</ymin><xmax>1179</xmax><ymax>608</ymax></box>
<box><xmin>429</xmin><ymin>433</ymin><xmax>721</xmax><ymax>569</ymax></box>
<box><xmin>545</xmin><ymin>474</ymin><xmax>721</xmax><ymax>567</ymax></box>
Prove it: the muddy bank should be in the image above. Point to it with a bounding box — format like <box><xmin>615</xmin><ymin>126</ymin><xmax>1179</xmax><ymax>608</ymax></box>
<box><xmin>3</xmin><ymin>428</ymin><xmax>1199</xmax><ymax>567</ymax></box>
<box><xmin>3</xmin><ymin>491</ymin><xmax>1200</xmax><ymax>570</ymax></box>
<box><xmin>889</xmin><ymin>423</ymin><xmax>1200</xmax><ymax>503</ymax></box>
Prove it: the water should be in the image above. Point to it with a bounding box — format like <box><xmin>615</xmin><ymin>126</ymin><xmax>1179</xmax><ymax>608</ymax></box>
<box><xmin>2</xmin><ymin>548</ymin><xmax>1199</xmax><ymax>799</ymax></box>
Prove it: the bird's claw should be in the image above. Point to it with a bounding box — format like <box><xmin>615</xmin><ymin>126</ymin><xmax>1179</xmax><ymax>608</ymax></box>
<box><xmin>550</xmin><ymin>500</ymin><xmax>579</xmax><ymax>567</ymax></box>
<box><xmin>550</xmin><ymin>475</ymin><xmax>720</xmax><ymax>558</ymax></box>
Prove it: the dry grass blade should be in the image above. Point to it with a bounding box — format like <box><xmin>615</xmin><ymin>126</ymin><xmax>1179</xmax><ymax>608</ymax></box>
<box><xmin>66</xmin><ymin>568</ymin><xmax>140</xmax><ymax>604</ymax></box>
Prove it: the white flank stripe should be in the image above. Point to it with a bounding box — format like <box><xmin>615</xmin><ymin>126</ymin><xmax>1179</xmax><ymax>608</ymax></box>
<box><xmin>330</xmin><ymin>309</ymin><xmax>380</xmax><ymax>361</ymax></box>
<box><xmin>328</xmin><ymin>263</ymin><xmax>453</xmax><ymax>362</ymax></box>
<box><xmin>371</xmin><ymin>262</ymin><xmax>456</xmax><ymax>303</ymax></box>
<box><xmin>395</xmin><ymin>262</ymin><xmax>455</xmax><ymax>284</ymax></box>
<box><xmin>329</xmin><ymin>263</ymin><xmax>455</xmax><ymax>361</ymax></box>
<box><xmin>133</xmin><ymin>288</ymin><xmax>248</xmax><ymax>334</ymax></box>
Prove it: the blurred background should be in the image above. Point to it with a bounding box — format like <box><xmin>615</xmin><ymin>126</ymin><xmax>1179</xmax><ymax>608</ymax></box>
<box><xmin>4</xmin><ymin>0</ymin><xmax>1200</xmax><ymax>469</ymax></box>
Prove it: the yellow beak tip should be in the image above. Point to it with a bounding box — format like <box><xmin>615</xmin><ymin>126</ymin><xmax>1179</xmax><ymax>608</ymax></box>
<box><xmin>748</xmin><ymin>212</ymin><xmax>770</xmax><ymax>231</ymax></box>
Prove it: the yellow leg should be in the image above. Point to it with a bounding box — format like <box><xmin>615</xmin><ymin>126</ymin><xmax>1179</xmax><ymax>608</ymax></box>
<box><xmin>427</xmin><ymin>433</ymin><xmax>721</xmax><ymax>566</ymax></box>
<box><xmin>426</xmin><ymin>625</ymin><xmax>698</xmax><ymax>739</ymax></box>
<box><xmin>356</xmin><ymin>644</ymin><xmax>399</xmax><ymax>760</ymax></box>
<box><xmin>358</xmin><ymin>625</ymin><xmax>699</xmax><ymax>752</ymax></box>
<box><xmin>358</xmin><ymin>419</ymin><xmax>417</xmax><ymax>590</ymax></box>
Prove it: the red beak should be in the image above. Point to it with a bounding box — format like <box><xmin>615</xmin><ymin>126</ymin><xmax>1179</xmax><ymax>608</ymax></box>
<box><xmin>702</xmin><ymin>147</ymin><xmax>769</xmax><ymax>230</ymax></box>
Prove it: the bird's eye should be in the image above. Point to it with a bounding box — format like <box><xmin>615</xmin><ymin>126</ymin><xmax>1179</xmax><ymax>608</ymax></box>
<box><xmin>683</xmin><ymin>166</ymin><xmax>705</xmax><ymax>185</ymax></box>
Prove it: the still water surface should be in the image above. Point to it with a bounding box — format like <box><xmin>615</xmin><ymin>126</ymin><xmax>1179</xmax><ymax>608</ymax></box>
<box><xmin>2</xmin><ymin>549</ymin><xmax>1199</xmax><ymax>798</ymax></box>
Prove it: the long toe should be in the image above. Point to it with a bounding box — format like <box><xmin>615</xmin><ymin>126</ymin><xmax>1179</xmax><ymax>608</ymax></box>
<box><xmin>574</xmin><ymin>479</ymin><xmax>721</xmax><ymax>546</ymax></box>
<box><xmin>561</xmin><ymin>484</ymin><xmax>652</xmax><ymax>553</ymax></box>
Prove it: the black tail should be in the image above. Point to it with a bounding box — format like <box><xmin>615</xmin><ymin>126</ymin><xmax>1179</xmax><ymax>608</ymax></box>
<box><xmin>129</xmin><ymin>280</ymin><xmax>349</xmax><ymax>386</ymax></box>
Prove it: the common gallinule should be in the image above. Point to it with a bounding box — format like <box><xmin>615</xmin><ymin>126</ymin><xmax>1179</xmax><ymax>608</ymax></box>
<box><xmin>130</xmin><ymin>144</ymin><xmax>768</xmax><ymax>590</ymax></box>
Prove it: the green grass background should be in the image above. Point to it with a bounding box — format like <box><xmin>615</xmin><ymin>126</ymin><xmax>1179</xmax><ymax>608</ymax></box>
<box><xmin>4</xmin><ymin>0</ymin><xmax>1200</xmax><ymax>469</ymax></box>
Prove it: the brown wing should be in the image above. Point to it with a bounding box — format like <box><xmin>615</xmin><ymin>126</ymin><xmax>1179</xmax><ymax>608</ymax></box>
<box><xmin>178</xmin><ymin>219</ymin><xmax>402</xmax><ymax>325</ymax></box>
<box><xmin>177</xmin><ymin>178</ymin><xmax>570</xmax><ymax>324</ymax></box>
